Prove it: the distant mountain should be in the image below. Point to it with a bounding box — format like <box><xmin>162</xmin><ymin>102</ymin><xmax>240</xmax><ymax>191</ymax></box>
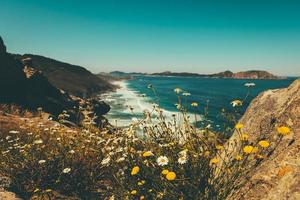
<box><xmin>232</xmin><ymin>70</ymin><xmax>279</xmax><ymax>79</ymax></box>
<box><xmin>109</xmin><ymin>71</ymin><xmax>145</xmax><ymax>78</ymax></box>
<box><xmin>14</xmin><ymin>54</ymin><xmax>115</xmax><ymax>98</ymax></box>
<box><xmin>152</xmin><ymin>71</ymin><xmax>203</xmax><ymax>77</ymax></box>
<box><xmin>97</xmin><ymin>72</ymin><xmax>131</xmax><ymax>81</ymax></box>
<box><xmin>152</xmin><ymin>70</ymin><xmax>282</xmax><ymax>79</ymax></box>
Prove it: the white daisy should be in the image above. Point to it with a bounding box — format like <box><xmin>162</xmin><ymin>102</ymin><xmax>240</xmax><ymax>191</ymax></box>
<box><xmin>101</xmin><ymin>157</ymin><xmax>111</xmax><ymax>165</ymax></box>
<box><xmin>69</xmin><ymin>150</ymin><xmax>75</xmax><ymax>154</ymax></box>
<box><xmin>178</xmin><ymin>156</ymin><xmax>187</xmax><ymax>165</ymax></box>
<box><xmin>9</xmin><ymin>130</ymin><xmax>19</xmax><ymax>134</ymax></box>
<box><xmin>34</xmin><ymin>139</ymin><xmax>43</xmax><ymax>144</ymax></box>
<box><xmin>244</xmin><ymin>82</ymin><xmax>255</xmax><ymax>87</ymax></box>
<box><xmin>38</xmin><ymin>160</ymin><xmax>46</xmax><ymax>164</ymax></box>
<box><xmin>156</xmin><ymin>156</ymin><xmax>169</xmax><ymax>166</ymax></box>
<box><xmin>62</xmin><ymin>168</ymin><xmax>71</xmax><ymax>174</ymax></box>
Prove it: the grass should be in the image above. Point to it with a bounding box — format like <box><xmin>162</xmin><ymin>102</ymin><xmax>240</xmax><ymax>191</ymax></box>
<box><xmin>0</xmin><ymin>84</ymin><xmax>291</xmax><ymax>200</ymax></box>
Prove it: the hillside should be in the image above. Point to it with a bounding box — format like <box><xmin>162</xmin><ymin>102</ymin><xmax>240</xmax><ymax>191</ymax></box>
<box><xmin>14</xmin><ymin>54</ymin><xmax>115</xmax><ymax>98</ymax></box>
<box><xmin>152</xmin><ymin>70</ymin><xmax>282</xmax><ymax>79</ymax></box>
<box><xmin>0</xmin><ymin>37</ymin><xmax>76</xmax><ymax>116</ymax></box>
<box><xmin>232</xmin><ymin>70</ymin><xmax>279</xmax><ymax>79</ymax></box>
<box><xmin>0</xmin><ymin>36</ymin><xmax>111</xmax><ymax>123</ymax></box>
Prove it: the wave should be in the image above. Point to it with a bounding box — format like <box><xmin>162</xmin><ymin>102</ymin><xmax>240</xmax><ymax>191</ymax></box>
<box><xmin>101</xmin><ymin>80</ymin><xmax>202</xmax><ymax>127</ymax></box>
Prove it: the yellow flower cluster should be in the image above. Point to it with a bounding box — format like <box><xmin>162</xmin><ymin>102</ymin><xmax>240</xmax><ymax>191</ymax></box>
<box><xmin>277</xmin><ymin>126</ymin><xmax>290</xmax><ymax>136</ymax></box>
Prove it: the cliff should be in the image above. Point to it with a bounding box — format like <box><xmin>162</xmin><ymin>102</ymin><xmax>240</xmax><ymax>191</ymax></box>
<box><xmin>0</xmin><ymin>37</ymin><xmax>76</xmax><ymax>116</ymax></box>
<box><xmin>227</xmin><ymin>79</ymin><xmax>300</xmax><ymax>199</ymax></box>
<box><xmin>0</xmin><ymin>36</ymin><xmax>110</xmax><ymax>122</ymax></box>
<box><xmin>14</xmin><ymin>54</ymin><xmax>115</xmax><ymax>98</ymax></box>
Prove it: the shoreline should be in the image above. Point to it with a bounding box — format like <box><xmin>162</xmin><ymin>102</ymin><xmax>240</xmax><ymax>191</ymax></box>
<box><xmin>101</xmin><ymin>80</ymin><xmax>203</xmax><ymax>128</ymax></box>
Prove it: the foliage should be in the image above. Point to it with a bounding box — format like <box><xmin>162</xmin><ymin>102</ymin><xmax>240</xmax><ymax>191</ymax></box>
<box><xmin>0</xmin><ymin>83</ymin><xmax>291</xmax><ymax>200</ymax></box>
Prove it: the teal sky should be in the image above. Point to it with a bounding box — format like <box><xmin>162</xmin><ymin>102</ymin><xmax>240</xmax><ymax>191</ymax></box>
<box><xmin>1</xmin><ymin>0</ymin><xmax>300</xmax><ymax>76</ymax></box>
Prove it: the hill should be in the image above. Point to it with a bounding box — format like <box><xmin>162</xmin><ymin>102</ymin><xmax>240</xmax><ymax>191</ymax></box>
<box><xmin>152</xmin><ymin>70</ymin><xmax>282</xmax><ymax>79</ymax></box>
<box><xmin>0</xmin><ymin>36</ymin><xmax>111</xmax><ymax>122</ymax></box>
<box><xmin>0</xmin><ymin>36</ymin><xmax>76</xmax><ymax>116</ymax></box>
<box><xmin>14</xmin><ymin>54</ymin><xmax>115</xmax><ymax>98</ymax></box>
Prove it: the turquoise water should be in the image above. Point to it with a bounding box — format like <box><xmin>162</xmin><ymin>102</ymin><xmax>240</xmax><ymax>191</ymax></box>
<box><xmin>124</xmin><ymin>76</ymin><xmax>296</xmax><ymax>131</ymax></box>
<box><xmin>103</xmin><ymin>76</ymin><xmax>296</xmax><ymax>132</ymax></box>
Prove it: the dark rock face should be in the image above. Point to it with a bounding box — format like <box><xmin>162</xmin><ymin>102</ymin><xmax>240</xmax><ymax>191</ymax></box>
<box><xmin>0</xmin><ymin>37</ymin><xmax>7</xmax><ymax>53</ymax></box>
<box><xmin>0</xmin><ymin>37</ymin><xmax>28</xmax><ymax>104</ymax></box>
<box><xmin>14</xmin><ymin>54</ymin><xmax>115</xmax><ymax>98</ymax></box>
<box><xmin>0</xmin><ymin>36</ymin><xmax>75</xmax><ymax>116</ymax></box>
<box><xmin>0</xmin><ymin>36</ymin><xmax>111</xmax><ymax>123</ymax></box>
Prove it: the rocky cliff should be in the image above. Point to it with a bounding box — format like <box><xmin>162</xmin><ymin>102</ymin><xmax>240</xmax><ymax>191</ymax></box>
<box><xmin>14</xmin><ymin>54</ymin><xmax>115</xmax><ymax>98</ymax></box>
<box><xmin>227</xmin><ymin>79</ymin><xmax>300</xmax><ymax>199</ymax></box>
<box><xmin>0</xmin><ymin>36</ymin><xmax>76</xmax><ymax>117</ymax></box>
<box><xmin>0</xmin><ymin>36</ymin><xmax>110</xmax><ymax>121</ymax></box>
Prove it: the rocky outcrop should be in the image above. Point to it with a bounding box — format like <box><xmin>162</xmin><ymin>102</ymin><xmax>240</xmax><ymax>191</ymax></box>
<box><xmin>232</xmin><ymin>70</ymin><xmax>279</xmax><ymax>79</ymax></box>
<box><xmin>0</xmin><ymin>36</ymin><xmax>76</xmax><ymax>117</ymax></box>
<box><xmin>0</xmin><ymin>175</ymin><xmax>21</xmax><ymax>200</ymax></box>
<box><xmin>227</xmin><ymin>79</ymin><xmax>300</xmax><ymax>199</ymax></box>
<box><xmin>0</xmin><ymin>36</ymin><xmax>111</xmax><ymax>123</ymax></box>
<box><xmin>0</xmin><ymin>190</ymin><xmax>21</xmax><ymax>200</ymax></box>
<box><xmin>14</xmin><ymin>54</ymin><xmax>115</xmax><ymax>98</ymax></box>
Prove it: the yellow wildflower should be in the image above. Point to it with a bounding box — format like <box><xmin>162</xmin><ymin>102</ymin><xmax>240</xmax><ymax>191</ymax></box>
<box><xmin>191</xmin><ymin>102</ymin><xmax>198</xmax><ymax>107</ymax></box>
<box><xmin>277</xmin><ymin>126</ymin><xmax>290</xmax><ymax>136</ymax></box>
<box><xmin>142</xmin><ymin>151</ymin><xmax>154</xmax><ymax>157</ymax></box>
<box><xmin>235</xmin><ymin>123</ymin><xmax>244</xmax><ymax>129</ymax></box>
<box><xmin>138</xmin><ymin>180</ymin><xmax>145</xmax><ymax>186</ymax></box>
<box><xmin>210</xmin><ymin>157</ymin><xmax>219</xmax><ymax>165</ymax></box>
<box><xmin>235</xmin><ymin>155</ymin><xmax>243</xmax><ymax>161</ymax></box>
<box><xmin>166</xmin><ymin>171</ymin><xmax>176</xmax><ymax>181</ymax></box>
<box><xmin>241</xmin><ymin>133</ymin><xmax>249</xmax><ymax>141</ymax></box>
<box><xmin>161</xmin><ymin>169</ymin><xmax>169</xmax><ymax>175</ymax></box>
<box><xmin>243</xmin><ymin>145</ymin><xmax>258</xmax><ymax>154</ymax></box>
<box><xmin>131</xmin><ymin>166</ymin><xmax>140</xmax><ymax>175</ymax></box>
<box><xmin>174</xmin><ymin>87</ymin><xmax>182</xmax><ymax>94</ymax></box>
<box><xmin>33</xmin><ymin>188</ymin><xmax>40</xmax><ymax>193</ymax></box>
<box><xmin>256</xmin><ymin>154</ymin><xmax>264</xmax><ymax>159</ymax></box>
<box><xmin>131</xmin><ymin>190</ymin><xmax>137</xmax><ymax>195</ymax></box>
<box><xmin>215</xmin><ymin>145</ymin><xmax>223</xmax><ymax>150</ymax></box>
<box><xmin>176</xmin><ymin>104</ymin><xmax>182</xmax><ymax>110</ymax></box>
<box><xmin>258</xmin><ymin>140</ymin><xmax>270</xmax><ymax>148</ymax></box>
<box><xmin>204</xmin><ymin>150</ymin><xmax>210</xmax><ymax>157</ymax></box>
<box><xmin>231</xmin><ymin>100</ymin><xmax>242</xmax><ymax>107</ymax></box>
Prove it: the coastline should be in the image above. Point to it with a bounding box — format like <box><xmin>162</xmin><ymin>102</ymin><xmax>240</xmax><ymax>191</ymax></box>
<box><xmin>101</xmin><ymin>80</ymin><xmax>202</xmax><ymax>128</ymax></box>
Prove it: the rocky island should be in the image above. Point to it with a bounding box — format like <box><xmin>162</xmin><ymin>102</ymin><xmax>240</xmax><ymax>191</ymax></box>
<box><xmin>152</xmin><ymin>70</ymin><xmax>283</xmax><ymax>79</ymax></box>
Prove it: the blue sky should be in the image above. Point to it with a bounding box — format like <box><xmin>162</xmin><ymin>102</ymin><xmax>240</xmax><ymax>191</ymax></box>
<box><xmin>1</xmin><ymin>0</ymin><xmax>300</xmax><ymax>76</ymax></box>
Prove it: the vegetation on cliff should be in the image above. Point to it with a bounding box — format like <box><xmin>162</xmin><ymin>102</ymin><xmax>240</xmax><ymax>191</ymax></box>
<box><xmin>1</xmin><ymin>79</ymin><xmax>297</xmax><ymax>200</ymax></box>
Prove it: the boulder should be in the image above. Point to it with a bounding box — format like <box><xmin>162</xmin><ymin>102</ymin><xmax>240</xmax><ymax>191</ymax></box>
<box><xmin>227</xmin><ymin>79</ymin><xmax>300</xmax><ymax>199</ymax></box>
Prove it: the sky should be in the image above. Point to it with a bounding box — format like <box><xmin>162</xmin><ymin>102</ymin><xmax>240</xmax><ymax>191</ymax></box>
<box><xmin>1</xmin><ymin>0</ymin><xmax>300</xmax><ymax>76</ymax></box>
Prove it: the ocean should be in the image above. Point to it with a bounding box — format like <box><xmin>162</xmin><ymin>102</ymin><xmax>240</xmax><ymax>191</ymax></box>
<box><xmin>101</xmin><ymin>76</ymin><xmax>296</xmax><ymax>131</ymax></box>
